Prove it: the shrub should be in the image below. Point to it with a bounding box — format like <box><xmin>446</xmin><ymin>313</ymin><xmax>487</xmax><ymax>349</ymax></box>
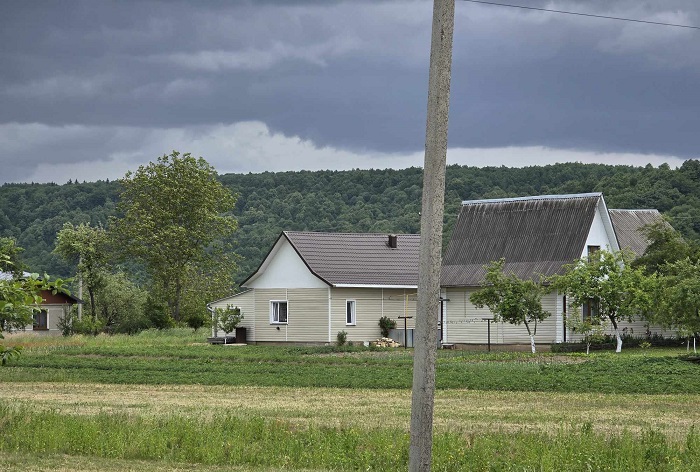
<box><xmin>184</xmin><ymin>311</ymin><xmax>209</xmax><ymax>332</ymax></box>
<box><xmin>58</xmin><ymin>308</ymin><xmax>106</xmax><ymax>336</ymax></box>
<box><xmin>144</xmin><ymin>296</ymin><xmax>174</xmax><ymax>330</ymax></box>
<box><xmin>72</xmin><ymin>316</ymin><xmax>106</xmax><ymax>336</ymax></box>
<box><xmin>551</xmin><ymin>334</ymin><xmax>685</xmax><ymax>353</ymax></box>
<box><xmin>378</xmin><ymin>316</ymin><xmax>396</xmax><ymax>337</ymax></box>
<box><xmin>336</xmin><ymin>330</ymin><xmax>347</xmax><ymax>346</ymax></box>
<box><xmin>57</xmin><ymin>309</ymin><xmax>77</xmax><ymax>337</ymax></box>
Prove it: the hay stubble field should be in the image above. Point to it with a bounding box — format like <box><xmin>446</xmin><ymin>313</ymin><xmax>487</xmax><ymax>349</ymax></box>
<box><xmin>2</xmin><ymin>330</ymin><xmax>700</xmax><ymax>471</ymax></box>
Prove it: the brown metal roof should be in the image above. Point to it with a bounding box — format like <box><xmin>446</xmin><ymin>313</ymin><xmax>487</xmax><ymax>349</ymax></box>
<box><xmin>441</xmin><ymin>193</ymin><xmax>602</xmax><ymax>287</ymax></box>
<box><xmin>609</xmin><ymin>209</ymin><xmax>663</xmax><ymax>257</ymax></box>
<box><xmin>284</xmin><ymin>231</ymin><xmax>420</xmax><ymax>286</ymax></box>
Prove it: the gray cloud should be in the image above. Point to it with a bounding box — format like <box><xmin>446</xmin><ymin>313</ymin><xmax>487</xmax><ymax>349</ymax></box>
<box><xmin>0</xmin><ymin>0</ymin><xmax>698</xmax><ymax>183</ymax></box>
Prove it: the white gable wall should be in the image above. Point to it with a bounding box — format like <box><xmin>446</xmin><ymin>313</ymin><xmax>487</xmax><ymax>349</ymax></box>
<box><xmin>245</xmin><ymin>238</ymin><xmax>328</xmax><ymax>289</ymax></box>
<box><xmin>581</xmin><ymin>198</ymin><xmax>619</xmax><ymax>258</ymax></box>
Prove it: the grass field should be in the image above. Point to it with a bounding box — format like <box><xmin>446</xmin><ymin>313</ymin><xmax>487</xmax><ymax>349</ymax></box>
<box><xmin>2</xmin><ymin>329</ymin><xmax>700</xmax><ymax>470</ymax></box>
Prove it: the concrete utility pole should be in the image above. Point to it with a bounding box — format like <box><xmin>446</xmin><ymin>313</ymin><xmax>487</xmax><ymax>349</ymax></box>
<box><xmin>409</xmin><ymin>0</ymin><xmax>455</xmax><ymax>471</ymax></box>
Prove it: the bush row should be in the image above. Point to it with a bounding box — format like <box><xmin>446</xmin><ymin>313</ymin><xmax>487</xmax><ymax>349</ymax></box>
<box><xmin>551</xmin><ymin>333</ymin><xmax>689</xmax><ymax>353</ymax></box>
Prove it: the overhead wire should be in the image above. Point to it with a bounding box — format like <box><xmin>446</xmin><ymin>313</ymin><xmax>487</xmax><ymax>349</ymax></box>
<box><xmin>460</xmin><ymin>0</ymin><xmax>700</xmax><ymax>30</ymax></box>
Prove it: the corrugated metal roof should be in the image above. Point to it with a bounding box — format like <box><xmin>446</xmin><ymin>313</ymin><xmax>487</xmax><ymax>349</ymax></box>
<box><xmin>284</xmin><ymin>231</ymin><xmax>420</xmax><ymax>287</ymax></box>
<box><xmin>609</xmin><ymin>209</ymin><xmax>663</xmax><ymax>256</ymax></box>
<box><xmin>441</xmin><ymin>193</ymin><xmax>601</xmax><ymax>286</ymax></box>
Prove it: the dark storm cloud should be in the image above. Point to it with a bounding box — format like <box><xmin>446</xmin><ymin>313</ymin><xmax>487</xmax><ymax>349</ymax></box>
<box><xmin>1</xmin><ymin>0</ymin><xmax>699</xmax><ymax>183</ymax></box>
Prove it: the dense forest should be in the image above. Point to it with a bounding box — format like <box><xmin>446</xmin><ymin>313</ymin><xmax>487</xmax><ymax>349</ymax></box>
<box><xmin>2</xmin><ymin>160</ymin><xmax>700</xmax><ymax>283</ymax></box>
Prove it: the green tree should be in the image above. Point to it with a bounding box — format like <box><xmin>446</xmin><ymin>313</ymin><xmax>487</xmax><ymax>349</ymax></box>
<box><xmin>567</xmin><ymin>316</ymin><xmax>609</xmax><ymax>355</ymax></box>
<box><xmin>552</xmin><ymin>250</ymin><xmax>655</xmax><ymax>353</ymax></box>
<box><xmin>111</xmin><ymin>151</ymin><xmax>237</xmax><ymax>321</ymax></box>
<box><xmin>180</xmin><ymin>255</ymin><xmax>237</xmax><ymax>332</ymax></box>
<box><xmin>632</xmin><ymin>221</ymin><xmax>697</xmax><ymax>275</ymax></box>
<box><xmin>54</xmin><ymin>223</ymin><xmax>109</xmax><ymax>319</ymax></box>
<box><xmin>653</xmin><ymin>258</ymin><xmax>700</xmax><ymax>353</ymax></box>
<box><xmin>0</xmin><ymin>237</ymin><xmax>25</xmax><ymax>276</ymax></box>
<box><xmin>1</xmin><ymin>246</ymin><xmax>69</xmax><ymax>363</ymax></box>
<box><xmin>216</xmin><ymin>306</ymin><xmax>244</xmax><ymax>342</ymax></box>
<box><xmin>470</xmin><ymin>259</ymin><xmax>551</xmax><ymax>353</ymax></box>
<box><xmin>96</xmin><ymin>272</ymin><xmax>149</xmax><ymax>334</ymax></box>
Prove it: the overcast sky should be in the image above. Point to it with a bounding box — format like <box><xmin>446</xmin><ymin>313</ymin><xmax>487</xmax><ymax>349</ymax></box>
<box><xmin>1</xmin><ymin>0</ymin><xmax>699</xmax><ymax>184</ymax></box>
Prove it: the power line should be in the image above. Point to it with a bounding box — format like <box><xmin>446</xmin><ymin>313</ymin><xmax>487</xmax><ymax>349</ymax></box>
<box><xmin>460</xmin><ymin>0</ymin><xmax>700</xmax><ymax>30</ymax></box>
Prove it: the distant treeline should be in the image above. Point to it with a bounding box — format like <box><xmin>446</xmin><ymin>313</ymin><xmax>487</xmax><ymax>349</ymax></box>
<box><xmin>2</xmin><ymin>160</ymin><xmax>699</xmax><ymax>281</ymax></box>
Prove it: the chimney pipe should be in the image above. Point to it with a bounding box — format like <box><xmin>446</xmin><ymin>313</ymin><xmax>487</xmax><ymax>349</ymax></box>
<box><xmin>388</xmin><ymin>234</ymin><xmax>398</xmax><ymax>249</ymax></box>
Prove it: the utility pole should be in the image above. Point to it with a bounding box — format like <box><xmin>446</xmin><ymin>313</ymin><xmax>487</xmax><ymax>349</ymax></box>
<box><xmin>409</xmin><ymin>0</ymin><xmax>455</xmax><ymax>471</ymax></box>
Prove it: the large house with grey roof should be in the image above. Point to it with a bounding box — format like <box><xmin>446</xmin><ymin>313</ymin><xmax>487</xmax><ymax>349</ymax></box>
<box><xmin>209</xmin><ymin>231</ymin><xmax>420</xmax><ymax>344</ymax></box>
<box><xmin>211</xmin><ymin>192</ymin><xmax>667</xmax><ymax>346</ymax></box>
<box><xmin>440</xmin><ymin>192</ymin><xmax>667</xmax><ymax>346</ymax></box>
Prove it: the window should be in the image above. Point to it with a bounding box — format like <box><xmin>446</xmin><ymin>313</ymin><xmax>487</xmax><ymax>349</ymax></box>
<box><xmin>346</xmin><ymin>300</ymin><xmax>356</xmax><ymax>326</ymax></box>
<box><xmin>587</xmin><ymin>245</ymin><xmax>600</xmax><ymax>262</ymax></box>
<box><xmin>582</xmin><ymin>299</ymin><xmax>599</xmax><ymax>322</ymax></box>
<box><xmin>270</xmin><ymin>301</ymin><xmax>288</xmax><ymax>324</ymax></box>
<box><xmin>33</xmin><ymin>310</ymin><xmax>48</xmax><ymax>330</ymax></box>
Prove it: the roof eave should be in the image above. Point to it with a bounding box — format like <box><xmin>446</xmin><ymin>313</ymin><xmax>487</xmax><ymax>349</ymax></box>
<box><xmin>333</xmin><ymin>283</ymin><xmax>417</xmax><ymax>289</ymax></box>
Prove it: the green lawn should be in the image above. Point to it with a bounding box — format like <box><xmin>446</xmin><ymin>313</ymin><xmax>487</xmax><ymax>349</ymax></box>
<box><xmin>3</xmin><ymin>329</ymin><xmax>698</xmax><ymax>394</ymax></box>
<box><xmin>2</xmin><ymin>329</ymin><xmax>700</xmax><ymax>471</ymax></box>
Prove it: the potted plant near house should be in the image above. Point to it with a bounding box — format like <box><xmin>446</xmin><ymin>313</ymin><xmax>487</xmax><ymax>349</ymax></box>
<box><xmin>378</xmin><ymin>316</ymin><xmax>396</xmax><ymax>338</ymax></box>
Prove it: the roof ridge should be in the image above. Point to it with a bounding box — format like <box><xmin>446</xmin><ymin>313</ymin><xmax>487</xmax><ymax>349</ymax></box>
<box><xmin>461</xmin><ymin>192</ymin><xmax>602</xmax><ymax>206</ymax></box>
<box><xmin>284</xmin><ymin>230</ymin><xmax>419</xmax><ymax>237</ymax></box>
<box><xmin>609</xmin><ymin>208</ymin><xmax>660</xmax><ymax>212</ymax></box>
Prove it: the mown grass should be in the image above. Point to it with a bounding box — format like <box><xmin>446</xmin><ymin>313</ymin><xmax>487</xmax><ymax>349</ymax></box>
<box><xmin>3</xmin><ymin>382</ymin><xmax>699</xmax><ymax>438</ymax></box>
<box><xmin>2</xmin><ymin>330</ymin><xmax>700</xmax><ymax>470</ymax></box>
<box><xmin>2</xmin><ymin>402</ymin><xmax>700</xmax><ymax>472</ymax></box>
<box><xmin>3</xmin><ymin>329</ymin><xmax>698</xmax><ymax>394</ymax></box>
<box><xmin>0</xmin><ymin>451</ymin><xmax>290</xmax><ymax>472</ymax></box>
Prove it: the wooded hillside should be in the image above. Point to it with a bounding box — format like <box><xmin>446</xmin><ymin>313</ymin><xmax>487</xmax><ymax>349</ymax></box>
<box><xmin>2</xmin><ymin>161</ymin><xmax>699</xmax><ymax>282</ymax></box>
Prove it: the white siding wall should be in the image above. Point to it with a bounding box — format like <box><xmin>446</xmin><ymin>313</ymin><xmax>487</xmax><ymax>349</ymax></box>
<box><xmin>210</xmin><ymin>290</ymin><xmax>256</xmax><ymax>341</ymax></box>
<box><xmin>443</xmin><ymin>288</ymin><xmax>560</xmax><ymax>345</ymax></box>
<box><xmin>381</xmin><ymin>289</ymin><xmax>417</xmax><ymax>330</ymax></box>
<box><xmin>254</xmin><ymin>288</ymin><xmax>289</xmax><ymax>342</ymax></box>
<box><xmin>287</xmin><ymin>288</ymin><xmax>330</xmax><ymax>342</ymax></box>
<box><xmin>565</xmin><ymin>306</ymin><xmax>675</xmax><ymax>342</ymax></box>
<box><xmin>331</xmin><ymin>288</ymin><xmax>382</xmax><ymax>342</ymax></box>
<box><xmin>330</xmin><ymin>288</ymin><xmax>417</xmax><ymax>343</ymax></box>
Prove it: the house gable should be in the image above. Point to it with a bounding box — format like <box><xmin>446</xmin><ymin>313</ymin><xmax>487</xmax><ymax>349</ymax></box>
<box><xmin>244</xmin><ymin>236</ymin><xmax>329</xmax><ymax>289</ymax></box>
<box><xmin>581</xmin><ymin>196</ymin><xmax>620</xmax><ymax>257</ymax></box>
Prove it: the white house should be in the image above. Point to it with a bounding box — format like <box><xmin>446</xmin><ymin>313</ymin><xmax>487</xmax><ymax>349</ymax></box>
<box><xmin>440</xmin><ymin>192</ymin><xmax>668</xmax><ymax>347</ymax></box>
<box><xmin>209</xmin><ymin>232</ymin><xmax>420</xmax><ymax>344</ymax></box>
<box><xmin>210</xmin><ymin>193</ymin><xmax>668</xmax><ymax>347</ymax></box>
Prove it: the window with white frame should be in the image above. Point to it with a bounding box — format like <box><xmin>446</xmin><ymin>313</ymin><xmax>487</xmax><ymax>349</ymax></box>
<box><xmin>270</xmin><ymin>301</ymin><xmax>288</xmax><ymax>324</ymax></box>
<box><xmin>346</xmin><ymin>300</ymin><xmax>356</xmax><ymax>326</ymax></box>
